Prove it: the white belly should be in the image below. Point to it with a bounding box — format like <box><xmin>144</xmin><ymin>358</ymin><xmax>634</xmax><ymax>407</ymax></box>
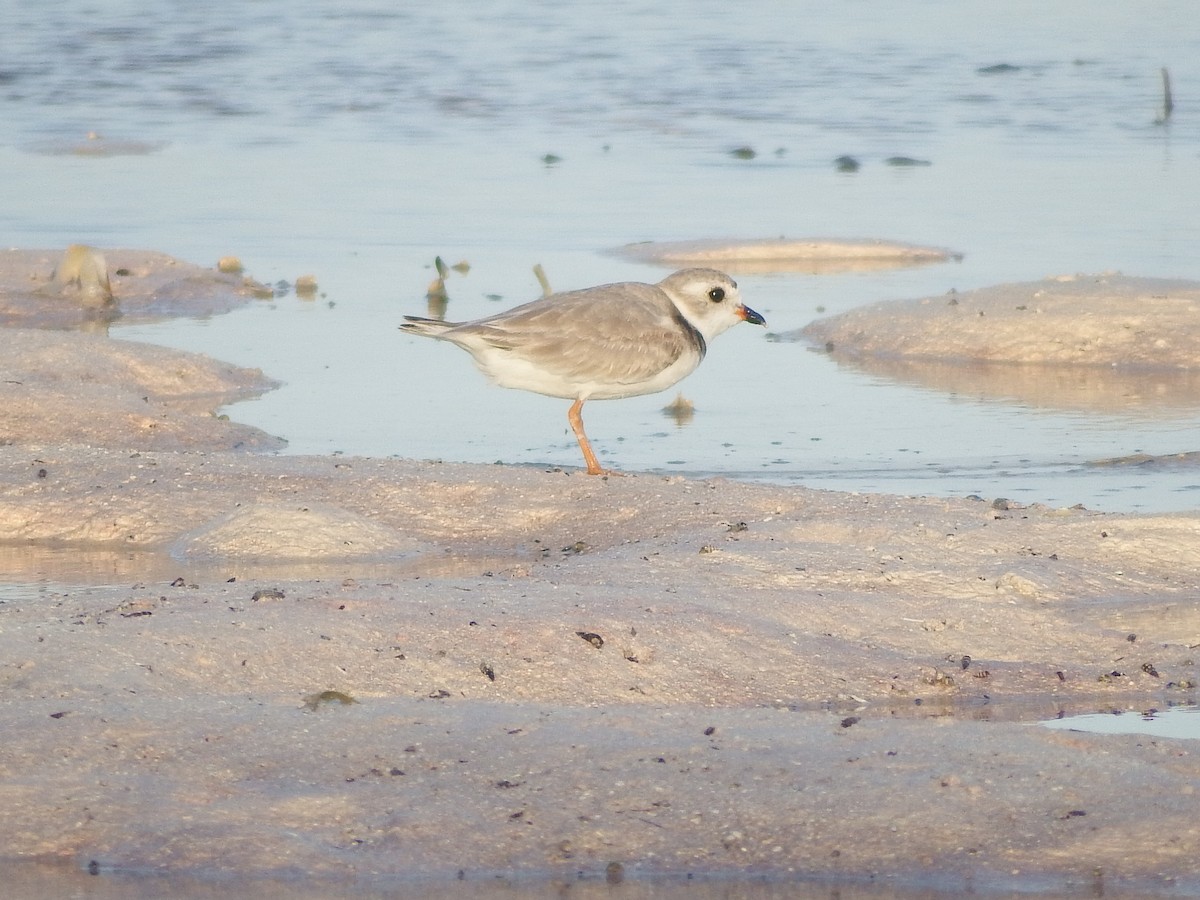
<box><xmin>472</xmin><ymin>346</ymin><xmax>701</xmax><ymax>401</ymax></box>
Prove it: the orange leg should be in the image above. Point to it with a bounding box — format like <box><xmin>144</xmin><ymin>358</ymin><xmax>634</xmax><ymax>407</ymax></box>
<box><xmin>568</xmin><ymin>398</ymin><xmax>608</xmax><ymax>475</ymax></box>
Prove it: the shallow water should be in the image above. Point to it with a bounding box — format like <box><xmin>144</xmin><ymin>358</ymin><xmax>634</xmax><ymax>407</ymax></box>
<box><xmin>1043</xmin><ymin>704</ymin><xmax>1200</xmax><ymax>740</ymax></box>
<box><xmin>0</xmin><ymin>864</ymin><xmax>1139</xmax><ymax>900</ymax></box>
<box><xmin>5</xmin><ymin>1</ymin><xmax>1200</xmax><ymax>511</ymax></box>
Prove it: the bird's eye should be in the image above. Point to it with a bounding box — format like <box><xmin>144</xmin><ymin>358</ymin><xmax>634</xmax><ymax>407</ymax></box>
<box><xmin>708</xmin><ymin>287</ymin><xmax>725</xmax><ymax>302</ymax></box>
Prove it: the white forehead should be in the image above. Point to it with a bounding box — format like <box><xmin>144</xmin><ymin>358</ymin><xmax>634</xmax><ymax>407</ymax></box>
<box><xmin>656</xmin><ymin>268</ymin><xmax>745</xmax><ymax>339</ymax></box>
<box><xmin>658</xmin><ymin>268</ymin><xmax>738</xmax><ymax>299</ymax></box>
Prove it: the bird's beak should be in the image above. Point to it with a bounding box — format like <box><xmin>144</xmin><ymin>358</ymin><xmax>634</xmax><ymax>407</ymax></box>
<box><xmin>737</xmin><ymin>303</ymin><xmax>766</xmax><ymax>326</ymax></box>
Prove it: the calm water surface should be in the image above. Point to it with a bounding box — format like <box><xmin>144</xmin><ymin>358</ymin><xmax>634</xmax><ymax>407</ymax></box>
<box><xmin>1043</xmin><ymin>704</ymin><xmax>1200</xmax><ymax>740</ymax></box>
<box><xmin>4</xmin><ymin>1</ymin><xmax>1200</xmax><ymax>511</ymax></box>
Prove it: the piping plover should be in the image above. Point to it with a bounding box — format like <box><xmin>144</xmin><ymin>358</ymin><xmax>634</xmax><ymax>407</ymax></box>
<box><xmin>400</xmin><ymin>267</ymin><xmax>765</xmax><ymax>475</ymax></box>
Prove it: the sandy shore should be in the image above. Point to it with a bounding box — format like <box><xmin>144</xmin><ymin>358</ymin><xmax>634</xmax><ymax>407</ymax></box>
<box><xmin>611</xmin><ymin>237</ymin><xmax>961</xmax><ymax>275</ymax></box>
<box><xmin>1</xmin><ymin>250</ymin><xmax>1198</xmax><ymax>897</ymax></box>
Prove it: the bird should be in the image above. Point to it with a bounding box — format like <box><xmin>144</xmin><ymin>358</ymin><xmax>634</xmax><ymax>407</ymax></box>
<box><xmin>399</xmin><ymin>267</ymin><xmax>765</xmax><ymax>475</ymax></box>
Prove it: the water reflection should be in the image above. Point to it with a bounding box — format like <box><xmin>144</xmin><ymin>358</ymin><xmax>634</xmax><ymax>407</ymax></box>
<box><xmin>661</xmin><ymin>392</ymin><xmax>696</xmax><ymax>427</ymax></box>
<box><xmin>0</xmin><ymin>543</ymin><xmax>184</xmax><ymax>587</ymax></box>
<box><xmin>802</xmin><ymin>354</ymin><xmax>1200</xmax><ymax>417</ymax></box>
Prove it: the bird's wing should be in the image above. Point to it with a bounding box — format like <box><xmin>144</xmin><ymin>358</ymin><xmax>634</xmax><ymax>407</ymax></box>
<box><xmin>451</xmin><ymin>284</ymin><xmax>704</xmax><ymax>385</ymax></box>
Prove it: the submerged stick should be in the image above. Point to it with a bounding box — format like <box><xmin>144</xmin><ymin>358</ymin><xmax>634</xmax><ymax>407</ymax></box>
<box><xmin>1156</xmin><ymin>67</ymin><xmax>1173</xmax><ymax>125</ymax></box>
<box><xmin>533</xmin><ymin>263</ymin><xmax>552</xmax><ymax>297</ymax></box>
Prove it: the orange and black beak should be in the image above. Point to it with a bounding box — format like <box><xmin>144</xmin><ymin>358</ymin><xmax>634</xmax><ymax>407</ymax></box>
<box><xmin>737</xmin><ymin>304</ymin><xmax>766</xmax><ymax>326</ymax></box>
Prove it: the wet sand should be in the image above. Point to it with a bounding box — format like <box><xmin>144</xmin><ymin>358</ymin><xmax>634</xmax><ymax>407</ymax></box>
<box><xmin>799</xmin><ymin>272</ymin><xmax>1200</xmax><ymax>369</ymax></box>
<box><xmin>1</xmin><ymin>250</ymin><xmax>1199</xmax><ymax>897</ymax></box>
<box><xmin>612</xmin><ymin>237</ymin><xmax>962</xmax><ymax>275</ymax></box>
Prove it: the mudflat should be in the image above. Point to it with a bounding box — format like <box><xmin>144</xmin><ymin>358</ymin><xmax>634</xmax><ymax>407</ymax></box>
<box><xmin>1</xmin><ymin>249</ymin><xmax>1197</xmax><ymax>897</ymax></box>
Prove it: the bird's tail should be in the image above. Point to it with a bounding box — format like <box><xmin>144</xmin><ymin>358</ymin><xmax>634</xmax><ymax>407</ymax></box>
<box><xmin>399</xmin><ymin>315</ymin><xmax>458</xmax><ymax>337</ymax></box>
